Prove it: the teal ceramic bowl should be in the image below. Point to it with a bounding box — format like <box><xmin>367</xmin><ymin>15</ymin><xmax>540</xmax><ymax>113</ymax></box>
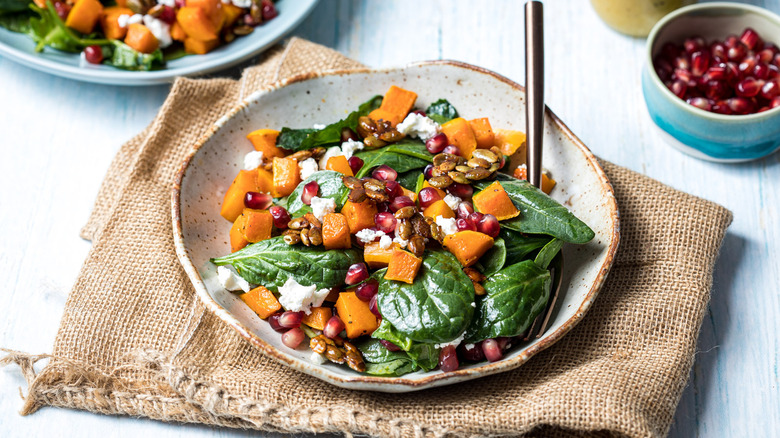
<box><xmin>643</xmin><ymin>2</ymin><xmax>780</xmax><ymax>162</ymax></box>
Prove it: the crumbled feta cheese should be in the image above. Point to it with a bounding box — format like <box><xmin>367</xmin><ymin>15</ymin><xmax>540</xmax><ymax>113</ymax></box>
<box><xmin>434</xmin><ymin>331</ymin><xmax>466</xmax><ymax>349</ymax></box>
<box><xmin>298</xmin><ymin>158</ymin><xmax>319</xmax><ymax>180</ymax></box>
<box><xmin>356</xmin><ymin>228</ymin><xmax>385</xmax><ymax>244</ymax></box>
<box><xmin>318</xmin><ymin>146</ymin><xmax>344</xmax><ymax>169</ymax></box>
<box><xmin>310</xmin><ymin>352</ymin><xmax>327</xmax><ymax>364</ymax></box>
<box><xmin>143</xmin><ymin>14</ymin><xmax>172</xmax><ymax>48</ymax></box>
<box><xmin>443</xmin><ymin>194</ymin><xmax>462</xmax><ymax>211</ymax></box>
<box><xmin>435</xmin><ymin>216</ymin><xmax>459</xmax><ymax>236</ymax></box>
<box><xmin>310</xmin><ymin>197</ymin><xmax>336</xmax><ymax>222</ymax></box>
<box><xmin>340</xmin><ymin>138</ymin><xmax>364</xmax><ymax>158</ymax></box>
<box><xmin>156</xmin><ymin>0</ymin><xmax>175</xmax><ymax>6</ymax></box>
<box><xmin>470</xmin><ymin>302</ymin><xmax>476</xmax><ymax>308</ymax></box>
<box><xmin>277</xmin><ymin>277</ymin><xmax>329</xmax><ymax>314</ymax></box>
<box><xmin>379</xmin><ymin>234</ymin><xmax>393</xmax><ymax>249</ymax></box>
<box><xmin>392</xmin><ymin>236</ymin><xmax>408</xmax><ymax>249</ymax></box>
<box><xmin>117</xmin><ymin>14</ymin><xmax>142</xmax><ymax>28</ymax></box>
<box><xmin>243</xmin><ymin>150</ymin><xmax>264</xmax><ymax>170</ymax></box>
<box><xmin>231</xmin><ymin>0</ymin><xmax>251</xmax><ymax>7</ymax></box>
<box><xmin>217</xmin><ymin>266</ymin><xmax>251</xmax><ymax>293</ymax></box>
<box><xmin>312</xmin><ymin>123</ymin><xmax>327</xmax><ymax>130</ymax></box>
<box><xmin>464</xmin><ymin>343</ymin><xmax>475</xmax><ymax>349</ymax></box>
<box><xmin>397</xmin><ymin>113</ymin><xmax>440</xmax><ymax>142</ymax></box>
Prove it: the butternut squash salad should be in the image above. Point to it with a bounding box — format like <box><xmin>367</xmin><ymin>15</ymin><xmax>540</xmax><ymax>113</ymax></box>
<box><xmin>0</xmin><ymin>0</ymin><xmax>278</xmax><ymax>70</ymax></box>
<box><xmin>211</xmin><ymin>86</ymin><xmax>595</xmax><ymax>376</ymax></box>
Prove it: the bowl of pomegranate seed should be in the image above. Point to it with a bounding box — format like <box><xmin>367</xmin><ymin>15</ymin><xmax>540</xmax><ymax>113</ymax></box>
<box><xmin>643</xmin><ymin>2</ymin><xmax>780</xmax><ymax>162</ymax></box>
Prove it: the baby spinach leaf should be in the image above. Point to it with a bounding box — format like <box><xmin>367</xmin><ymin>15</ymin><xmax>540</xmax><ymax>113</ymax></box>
<box><xmin>465</xmin><ymin>260</ymin><xmax>551</xmax><ymax>342</ymax></box>
<box><xmin>479</xmin><ymin>237</ymin><xmax>506</xmax><ymax>277</ymax></box>
<box><xmin>426</xmin><ymin>99</ymin><xmax>459</xmax><ymax>124</ymax></box>
<box><xmin>407</xmin><ymin>342</ymin><xmax>439</xmax><ymax>372</ymax></box>
<box><xmin>211</xmin><ymin>236</ymin><xmax>361</xmax><ymax>292</ymax></box>
<box><xmin>534</xmin><ymin>238</ymin><xmax>564</xmax><ymax>270</ymax></box>
<box><xmin>396</xmin><ymin>169</ymin><xmax>421</xmax><ymax>192</ymax></box>
<box><xmin>106</xmin><ymin>41</ymin><xmax>164</xmax><ymax>71</ymax></box>
<box><xmin>356</xmin><ymin>339</ymin><xmax>418</xmax><ymax>377</ymax></box>
<box><xmin>0</xmin><ymin>10</ymin><xmax>33</xmax><ymax>34</ymax></box>
<box><xmin>370</xmin><ymin>318</ymin><xmax>414</xmax><ymax>351</ymax></box>
<box><xmin>354</xmin><ymin>139</ymin><xmax>433</xmax><ymax>178</ymax></box>
<box><xmin>276</xmin><ymin>128</ymin><xmax>317</xmax><ymax>150</ymax></box>
<box><xmin>0</xmin><ymin>0</ymin><xmax>31</xmax><ymax>13</ymax></box>
<box><xmin>474</xmin><ymin>174</ymin><xmax>595</xmax><ymax>244</ymax></box>
<box><xmin>285</xmin><ymin>170</ymin><xmax>349</xmax><ymax>217</ymax></box>
<box><xmin>414</xmin><ymin>172</ymin><xmax>425</xmax><ymax>193</ymax></box>
<box><xmin>501</xmin><ymin>228</ymin><xmax>552</xmax><ymax>265</ymax></box>
<box><xmin>376</xmin><ymin>250</ymin><xmax>475</xmax><ymax>344</ymax></box>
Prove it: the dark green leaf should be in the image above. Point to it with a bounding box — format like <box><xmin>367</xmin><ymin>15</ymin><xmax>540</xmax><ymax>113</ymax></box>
<box><xmin>501</xmin><ymin>228</ymin><xmax>552</xmax><ymax>265</ymax></box>
<box><xmin>396</xmin><ymin>169</ymin><xmax>421</xmax><ymax>192</ymax></box>
<box><xmin>465</xmin><ymin>260</ymin><xmax>551</xmax><ymax>342</ymax></box>
<box><xmin>376</xmin><ymin>250</ymin><xmax>475</xmax><ymax>344</ymax></box>
<box><xmin>414</xmin><ymin>172</ymin><xmax>425</xmax><ymax>193</ymax></box>
<box><xmin>356</xmin><ymin>338</ymin><xmax>418</xmax><ymax>377</ymax></box>
<box><xmin>479</xmin><ymin>237</ymin><xmax>506</xmax><ymax>277</ymax></box>
<box><xmin>426</xmin><ymin>99</ymin><xmax>459</xmax><ymax>124</ymax></box>
<box><xmin>211</xmin><ymin>236</ymin><xmax>362</xmax><ymax>292</ymax></box>
<box><xmin>106</xmin><ymin>41</ymin><xmax>163</xmax><ymax>71</ymax></box>
<box><xmin>407</xmin><ymin>342</ymin><xmax>439</xmax><ymax>371</ymax></box>
<box><xmin>370</xmin><ymin>317</ymin><xmax>413</xmax><ymax>351</ymax></box>
<box><xmin>285</xmin><ymin>170</ymin><xmax>349</xmax><ymax>217</ymax></box>
<box><xmin>534</xmin><ymin>238</ymin><xmax>563</xmax><ymax>270</ymax></box>
<box><xmin>276</xmin><ymin>128</ymin><xmax>317</xmax><ymax>150</ymax></box>
<box><xmin>0</xmin><ymin>0</ymin><xmax>31</xmax><ymax>13</ymax></box>
<box><xmin>353</xmin><ymin>139</ymin><xmax>433</xmax><ymax>178</ymax></box>
<box><xmin>474</xmin><ymin>174</ymin><xmax>595</xmax><ymax>244</ymax></box>
<box><xmin>0</xmin><ymin>10</ymin><xmax>33</xmax><ymax>33</ymax></box>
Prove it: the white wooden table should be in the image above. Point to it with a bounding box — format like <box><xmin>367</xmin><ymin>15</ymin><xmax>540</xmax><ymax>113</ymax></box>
<box><xmin>2</xmin><ymin>0</ymin><xmax>778</xmax><ymax>436</ymax></box>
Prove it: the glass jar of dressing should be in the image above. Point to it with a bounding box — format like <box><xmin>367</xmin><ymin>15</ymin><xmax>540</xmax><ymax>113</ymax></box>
<box><xmin>590</xmin><ymin>0</ymin><xmax>697</xmax><ymax>37</ymax></box>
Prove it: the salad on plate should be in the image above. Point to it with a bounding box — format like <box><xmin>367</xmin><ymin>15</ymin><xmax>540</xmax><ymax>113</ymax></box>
<box><xmin>211</xmin><ymin>85</ymin><xmax>595</xmax><ymax>376</ymax></box>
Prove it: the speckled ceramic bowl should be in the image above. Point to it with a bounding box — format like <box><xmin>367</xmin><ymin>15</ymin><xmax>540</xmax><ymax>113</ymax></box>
<box><xmin>643</xmin><ymin>2</ymin><xmax>780</xmax><ymax>162</ymax></box>
<box><xmin>172</xmin><ymin>61</ymin><xmax>620</xmax><ymax>392</ymax></box>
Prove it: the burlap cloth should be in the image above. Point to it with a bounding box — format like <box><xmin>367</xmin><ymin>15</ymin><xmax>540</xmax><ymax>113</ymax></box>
<box><xmin>1</xmin><ymin>38</ymin><xmax>733</xmax><ymax>438</ymax></box>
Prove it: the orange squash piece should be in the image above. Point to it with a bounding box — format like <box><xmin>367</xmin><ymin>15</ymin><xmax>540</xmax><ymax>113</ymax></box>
<box><xmin>99</xmin><ymin>6</ymin><xmax>133</xmax><ymax>40</ymax></box>
<box><xmin>326</xmin><ymin>155</ymin><xmax>354</xmax><ymax>176</ymax></box>
<box><xmin>246</xmin><ymin>129</ymin><xmax>285</xmax><ymax>159</ymax></box>
<box><xmin>184</xmin><ymin>37</ymin><xmax>219</xmax><ymax>55</ymax></box>
<box><xmin>443</xmin><ymin>231</ymin><xmax>494</xmax><ymax>267</ymax></box>
<box><xmin>302</xmin><ymin>307</ymin><xmax>332</xmax><ymax>331</ymax></box>
<box><xmin>170</xmin><ymin>21</ymin><xmax>187</xmax><ymax>42</ymax></box>
<box><xmin>369</xmin><ymin>85</ymin><xmax>418</xmax><ymax>127</ymax></box>
<box><xmin>468</xmin><ymin>118</ymin><xmax>495</xmax><ymax>150</ymax></box>
<box><xmin>341</xmin><ymin>199</ymin><xmax>378</xmax><ymax>234</ymax></box>
<box><xmin>229</xmin><ymin>214</ymin><xmax>249</xmax><ymax>252</ymax></box>
<box><xmin>419</xmin><ymin>180</ymin><xmax>446</xmax><ymax>200</ymax></box>
<box><xmin>176</xmin><ymin>6</ymin><xmax>218</xmax><ymax>41</ymax></box>
<box><xmin>512</xmin><ymin>166</ymin><xmax>556</xmax><ymax>194</ymax></box>
<box><xmin>494</xmin><ymin>129</ymin><xmax>527</xmax><ymax>156</ymax></box>
<box><xmin>65</xmin><ymin>0</ymin><xmax>103</xmax><ymax>34</ymax></box>
<box><xmin>400</xmin><ymin>186</ymin><xmax>417</xmax><ymax>201</ymax></box>
<box><xmin>272</xmin><ymin>157</ymin><xmax>300</xmax><ymax>197</ymax></box>
<box><xmin>384</xmin><ymin>249</ymin><xmax>423</xmax><ymax>284</ymax></box>
<box><xmin>125</xmin><ymin>24</ymin><xmax>159</xmax><ymax>54</ymax></box>
<box><xmin>116</xmin><ymin>0</ymin><xmax>127</xmax><ymax>6</ymax></box>
<box><xmin>335</xmin><ymin>292</ymin><xmax>379</xmax><ymax>338</ymax></box>
<box><xmin>187</xmin><ymin>0</ymin><xmax>224</xmax><ymax>30</ymax></box>
<box><xmin>222</xmin><ymin>3</ymin><xmax>243</xmax><ymax>27</ymax></box>
<box><xmin>221</xmin><ymin>169</ymin><xmax>259</xmax><ymax>222</ymax></box>
<box><xmin>255</xmin><ymin>167</ymin><xmax>274</xmax><ymax>194</ymax></box>
<box><xmin>423</xmin><ymin>199</ymin><xmax>456</xmax><ymax>220</ymax></box>
<box><xmin>240</xmin><ymin>286</ymin><xmax>281</xmax><ymax>319</ymax></box>
<box><xmin>363</xmin><ymin>241</ymin><xmax>401</xmax><ymax>269</ymax></box>
<box><xmin>240</xmin><ymin>209</ymin><xmax>274</xmax><ymax>243</ymax></box>
<box><xmin>322</xmin><ymin>213</ymin><xmax>352</xmax><ymax>250</ymax></box>
<box><xmin>472</xmin><ymin>181</ymin><xmax>520</xmax><ymax>221</ymax></box>
<box><xmin>441</xmin><ymin>118</ymin><xmax>478</xmax><ymax>159</ymax></box>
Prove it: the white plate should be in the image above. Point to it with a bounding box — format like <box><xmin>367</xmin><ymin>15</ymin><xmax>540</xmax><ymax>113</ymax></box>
<box><xmin>172</xmin><ymin>61</ymin><xmax>620</xmax><ymax>392</ymax></box>
<box><xmin>0</xmin><ymin>0</ymin><xmax>317</xmax><ymax>85</ymax></box>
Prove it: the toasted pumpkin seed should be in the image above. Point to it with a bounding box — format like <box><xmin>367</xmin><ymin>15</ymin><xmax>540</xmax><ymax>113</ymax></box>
<box><xmin>408</xmin><ymin>235</ymin><xmax>425</xmax><ymax>257</ymax></box>
<box><xmin>348</xmin><ymin>187</ymin><xmax>367</xmax><ymax>203</ymax></box>
<box><xmin>468</xmin><ymin>157</ymin><xmax>491</xmax><ymax>169</ymax></box>
<box><xmin>411</xmin><ymin>214</ymin><xmax>431</xmax><ymax>238</ymax></box>
<box><xmin>342</xmin><ymin>176</ymin><xmax>363</xmax><ymax>189</ymax></box>
<box><xmin>363</xmin><ymin>135</ymin><xmax>387</xmax><ymax>148</ymax></box>
<box><xmin>288</xmin><ymin>150</ymin><xmax>313</xmax><ymax>162</ymax></box>
<box><xmin>233</xmin><ymin>25</ymin><xmax>254</xmax><ymax>36</ymax></box>
<box><xmin>471</xmin><ymin>149</ymin><xmax>498</xmax><ymax>163</ymax></box>
<box><xmin>365</xmin><ymin>188</ymin><xmax>388</xmax><ymax>202</ymax></box>
<box><xmin>397</xmin><ymin>219</ymin><xmax>413</xmax><ymax>239</ymax></box>
<box><xmin>282</xmin><ymin>230</ymin><xmax>301</xmax><ymax>245</ymax></box>
<box><xmin>438</xmin><ymin>161</ymin><xmax>457</xmax><ymax>172</ymax></box>
<box><xmin>465</xmin><ymin>167</ymin><xmax>491</xmax><ymax>181</ymax></box>
<box><xmin>288</xmin><ymin>217</ymin><xmax>309</xmax><ymax>230</ymax></box>
<box><xmin>394</xmin><ymin>206</ymin><xmax>416</xmax><ymax>220</ymax></box>
<box><xmin>308</xmin><ymin>227</ymin><xmax>323</xmax><ymax>246</ymax></box>
<box><xmin>429</xmin><ymin>175</ymin><xmax>453</xmax><ymax>188</ymax></box>
<box><xmin>455</xmin><ymin>165</ymin><xmax>471</xmax><ymax>173</ymax></box>
<box><xmin>448</xmin><ymin>171</ymin><xmax>469</xmax><ymax>184</ymax></box>
<box><xmin>300</xmin><ymin>228</ymin><xmax>311</xmax><ymax>246</ymax></box>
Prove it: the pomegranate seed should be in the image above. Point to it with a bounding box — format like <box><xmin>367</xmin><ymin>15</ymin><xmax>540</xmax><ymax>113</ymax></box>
<box><xmin>728</xmin><ymin>43</ymin><xmax>748</xmax><ymax>62</ymax></box>
<box><xmin>674</xmin><ymin>55</ymin><xmax>691</xmax><ymax>71</ymax></box>
<box><xmin>418</xmin><ymin>187</ymin><xmax>442</xmax><ymax>208</ymax></box>
<box><xmin>442</xmin><ymin>145</ymin><xmax>460</xmax><ymax>156</ymax></box>
<box><xmin>477</xmin><ymin>213</ymin><xmax>500</xmax><ymax>238</ymax></box>
<box><xmin>496</xmin><ymin>337</ymin><xmax>512</xmax><ymax>350</ymax></box>
<box><xmin>655</xmin><ymin>58</ymin><xmax>673</xmax><ymax>82</ymax></box>
<box><xmin>341</xmin><ymin>127</ymin><xmax>359</xmax><ymax>142</ymax></box>
<box><xmin>84</xmin><ymin>45</ymin><xmax>103</xmax><ymax>64</ymax></box>
<box><xmin>267</xmin><ymin>313</ymin><xmax>286</xmax><ymax>332</ymax></box>
<box><xmin>423</xmin><ymin>164</ymin><xmax>434</xmax><ymax>180</ymax></box>
<box><xmin>705</xmin><ymin>80</ymin><xmax>731</xmax><ymax>100</ymax></box>
<box><xmin>712</xmin><ymin>100</ymin><xmax>733</xmax><ymax>115</ymax></box>
<box><xmin>456</xmin><ymin>218</ymin><xmax>476</xmax><ymax>231</ymax></box>
<box><xmin>669</xmin><ymin>79</ymin><xmax>687</xmax><ymax>98</ymax></box>
<box><xmin>355</xmin><ymin>279</ymin><xmax>379</xmax><ymax>302</ymax></box>
<box><xmin>771</xmin><ymin>96</ymin><xmax>780</xmax><ymax>108</ymax></box>
<box><xmin>369</xmin><ymin>294</ymin><xmax>381</xmax><ymax>317</ymax></box>
<box><xmin>54</xmin><ymin>1</ymin><xmax>71</xmax><ymax>20</ymax></box>
<box><xmin>345</xmin><ymin>262</ymin><xmax>369</xmax><ymax>285</ymax></box>
<box><xmin>726</xmin><ymin>97</ymin><xmax>754</xmax><ymax>115</ymax></box>
<box><xmin>348</xmin><ymin>156</ymin><xmax>364</xmax><ymax>174</ymax></box>
<box><xmin>279</xmin><ymin>311</ymin><xmax>304</xmax><ymax>328</ymax></box>
<box><xmin>458</xmin><ymin>342</ymin><xmax>485</xmax><ymax>362</ymax></box>
<box><xmin>710</xmin><ymin>42</ymin><xmax>727</xmax><ymax>62</ymax></box>
<box><xmin>372</xmin><ymin>164</ymin><xmax>397</xmax><ymax>181</ymax></box>
<box><xmin>736</xmin><ymin>77</ymin><xmax>762</xmax><ymax>98</ymax></box>
<box><xmin>691</xmin><ymin>51</ymin><xmax>711</xmax><ymax>76</ymax></box>
<box><xmin>456</xmin><ymin>201</ymin><xmax>474</xmax><ymax>219</ymax></box>
<box><xmin>260</xmin><ymin>0</ymin><xmax>278</xmax><ymax>21</ymax></box>
<box><xmin>243</xmin><ymin>13</ymin><xmax>258</xmax><ymax>27</ymax></box>
<box><xmin>376</xmin><ymin>202</ymin><xmax>391</xmax><ymax>213</ymax></box>
<box><xmin>269</xmin><ymin>206</ymin><xmax>291</xmax><ymax>229</ymax></box>
<box><xmin>389</xmin><ymin>195</ymin><xmax>415</xmax><ymax>212</ymax></box>
<box><xmin>380</xmin><ymin>340</ymin><xmax>401</xmax><ymax>352</ymax></box>
<box><xmin>725</xmin><ymin>34</ymin><xmax>740</xmax><ymax>48</ymax></box>
<box><xmin>300</xmin><ymin>181</ymin><xmax>319</xmax><ymax>206</ymax></box>
<box><xmin>758</xmin><ymin>106</ymin><xmax>772</xmax><ymax>113</ymax></box>
<box><xmin>438</xmin><ymin>345</ymin><xmax>459</xmax><ymax>372</ymax></box>
<box><xmin>758</xmin><ymin>49</ymin><xmax>775</xmax><ymax>64</ymax></box>
<box><xmin>739</xmin><ymin>56</ymin><xmax>758</xmax><ymax>76</ymax></box>
<box><xmin>767</xmin><ymin>65</ymin><xmax>779</xmax><ymax>79</ymax></box>
<box><xmin>447</xmin><ymin>183</ymin><xmax>473</xmax><ymax>198</ymax></box>
<box><xmin>158</xmin><ymin>5</ymin><xmax>176</xmax><ymax>24</ymax></box>
<box><xmin>775</xmin><ymin>54</ymin><xmax>780</xmax><ymax>68</ymax></box>
<box><xmin>412</xmin><ymin>110</ymin><xmax>427</xmax><ymax>117</ymax></box>
<box><xmin>684</xmin><ymin>36</ymin><xmax>705</xmax><ymax>54</ymax></box>
<box><xmin>374</xmin><ymin>212</ymin><xmax>397</xmax><ymax>233</ymax></box>
<box><xmin>425</xmin><ymin>133</ymin><xmax>449</xmax><ymax>154</ymax></box>
<box><xmin>761</xmin><ymin>79</ymin><xmax>780</xmax><ymax>100</ymax></box>
<box><xmin>282</xmin><ymin>328</ymin><xmax>305</xmax><ymax>349</ymax></box>
<box><xmin>705</xmin><ymin>64</ymin><xmax>728</xmax><ymax>81</ymax></box>
<box><xmin>726</xmin><ymin>62</ymin><xmax>740</xmax><ymax>84</ymax></box>
<box><xmin>753</xmin><ymin>62</ymin><xmax>771</xmax><ymax>80</ymax></box>
<box><xmin>384</xmin><ymin>180</ymin><xmax>401</xmax><ymax>198</ymax></box>
<box><xmin>661</xmin><ymin>42</ymin><xmax>680</xmax><ymax>61</ymax></box>
<box><xmin>323</xmin><ymin>316</ymin><xmax>346</xmax><ymax>339</ymax></box>
<box><xmin>467</xmin><ymin>212</ymin><xmax>484</xmax><ymax>227</ymax></box>
<box><xmin>244</xmin><ymin>191</ymin><xmax>272</xmax><ymax>209</ymax></box>
<box><xmin>482</xmin><ymin>339</ymin><xmax>503</xmax><ymax>362</ymax></box>
<box><xmin>740</xmin><ymin>28</ymin><xmax>763</xmax><ymax>50</ymax></box>
<box><xmin>687</xmin><ymin>97</ymin><xmax>712</xmax><ymax>111</ymax></box>
<box><xmin>673</xmin><ymin>67</ymin><xmax>692</xmax><ymax>82</ymax></box>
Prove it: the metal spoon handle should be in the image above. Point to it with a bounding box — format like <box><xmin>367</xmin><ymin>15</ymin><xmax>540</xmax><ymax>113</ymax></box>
<box><xmin>525</xmin><ymin>0</ymin><xmax>544</xmax><ymax>189</ymax></box>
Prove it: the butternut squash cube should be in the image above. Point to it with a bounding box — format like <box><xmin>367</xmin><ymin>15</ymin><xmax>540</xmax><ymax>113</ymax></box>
<box><xmin>472</xmin><ymin>181</ymin><xmax>520</xmax><ymax>221</ymax></box>
<box><xmin>246</xmin><ymin>129</ymin><xmax>285</xmax><ymax>159</ymax></box>
<box><xmin>272</xmin><ymin>157</ymin><xmax>300</xmax><ymax>197</ymax></box>
<box><xmin>125</xmin><ymin>24</ymin><xmax>159</xmax><ymax>54</ymax></box>
<box><xmin>326</xmin><ymin>155</ymin><xmax>354</xmax><ymax>176</ymax></box>
<box><xmin>512</xmin><ymin>166</ymin><xmax>556</xmax><ymax>194</ymax></box>
<box><xmin>176</xmin><ymin>6</ymin><xmax>218</xmax><ymax>41</ymax></box>
<box><xmin>240</xmin><ymin>208</ymin><xmax>274</xmax><ymax>243</ymax></box>
<box><xmin>221</xmin><ymin>169</ymin><xmax>259</xmax><ymax>222</ymax></box>
<box><xmin>494</xmin><ymin>129</ymin><xmax>527</xmax><ymax>156</ymax></box>
<box><xmin>229</xmin><ymin>215</ymin><xmax>249</xmax><ymax>252</ymax></box>
<box><xmin>256</xmin><ymin>168</ymin><xmax>274</xmax><ymax>194</ymax></box>
<box><xmin>400</xmin><ymin>186</ymin><xmax>417</xmax><ymax>201</ymax></box>
<box><xmin>322</xmin><ymin>213</ymin><xmax>352</xmax><ymax>250</ymax></box>
<box><xmin>443</xmin><ymin>231</ymin><xmax>494</xmax><ymax>267</ymax></box>
<box><xmin>301</xmin><ymin>306</ymin><xmax>332</xmax><ymax>331</ymax></box>
<box><xmin>100</xmin><ymin>6</ymin><xmax>133</xmax><ymax>40</ymax></box>
<box><xmin>385</xmin><ymin>249</ymin><xmax>423</xmax><ymax>284</ymax></box>
<box><xmin>336</xmin><ymin>292</ymin><xmax>379</xmax><ymax>338</ymax></box>
<box><xmin>441</xmin><ymin>118</ymin><xmax>478</xmax><ymax>159</ymax></box>
<box><xmin>468</xmin><ymin>118</ymin><xmax>495</xmax><ymax>150</ymax></box>
<box><xmin>423</xmin><ymin>200</ymin><xmax>455</xmax><ymax>220</ymax></box>
<box><xmin>240</xmin><ymin>286</ymin><xmax>281</xmax><ymax>319</ymax></box>
<box><xmin>187</xmin><ymin>0</ymin><xmax>224</xmax><ymax>30</ymax></box>
<box><xmin>184</xmin><ymin>37</ymin><xmax>219</xmax><ymax>55</ymax></box>
<box><xmin>65</xmin><ymin>0</ymin><xmax>103</xmax><ymax>34</ymax></box>
<box><xmin>341</xmin><ymin>199</ymin><xmax>378</xmax><ymax>234</ymax></box>
<box><xmin>363</xmin><ymin>241</ymin><xmax>400</xmax><ymax>269</ymax></box>
<box><xmin>170</xmin><ymin>21</ymin><xmax>187</xmax><ymax>42</ymax></box>
<box><xmin>222</xmin><ymin>2</ymin><xmax>244</xmax><ymax>27</ymax></box>
<box><xmin>369</xmin><ymin>85</ymin><xmax>418</xmax><ymax>127</ymax></box>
